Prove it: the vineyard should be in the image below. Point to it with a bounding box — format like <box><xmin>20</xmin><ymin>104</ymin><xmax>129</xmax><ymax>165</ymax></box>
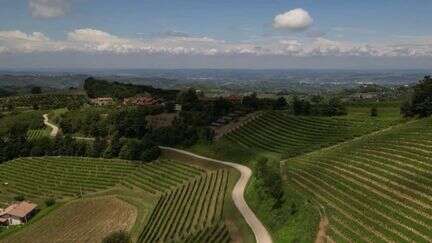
<box><xmin>138</xmin><ymin>169</ymin><xmax>230</xmax><ymax>243</ymax></box>
<box><xmin>27</xmin><ymin>129</ymin><xmax>51</xmax><ymax>140</ymax></box>
<box><xmin>0</xmin><ymin>93</ymin><xmax>88</xmax><ymax>110</ymax></box>
<box><xmin>0</xmin><ymin>156</ymin><xmax>233</xmax><ymax>243</ymax></box>
<box><xmin>121</xmin><ymin>159</ymin><xmax>206</xmax><ymax>194</ymax></box>
<box><xmin>285</xmin><ymin>117</ymin><xmax>432</xmax><ymax>242</ymax></box>
<box><xmin>225</xmin><ymin>110</ymin><xmax>401</xmax><ymax>157</ymax></box>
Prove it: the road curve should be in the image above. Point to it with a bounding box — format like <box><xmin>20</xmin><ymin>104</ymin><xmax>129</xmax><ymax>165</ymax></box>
<box><xmin>43</xmin><ymin>114</ymin><xmax>59</xmax><ymax>137</ymax></box>
<box><xmin>160</xmin><ymin>146</ymin><xmax>273</xmax><ymax>243</ymax></box>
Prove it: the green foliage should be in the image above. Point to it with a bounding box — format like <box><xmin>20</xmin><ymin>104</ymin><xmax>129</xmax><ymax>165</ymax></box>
<box><xmin>273</xmin><ymin>97</ymin><xmax>288</xmax><ymax>110</ymax></box>
<box><xmin>139</xmin><ymin>146</ymin><xmax>161</xmax><ymax>162</ymax></box>
<box><xmin>30</xmin><ymin>87</ymin><xmax>42</xmax><ymax>94</ymax></box>
<box><xmin>370</xmin><ymin>106</ymin><xmax>378</xmax><ymax>117</ymax></box>
<box><xmin>44</xmin><ymin>198</ymin><xmax>56</xmax><ymax>207</ymax></box>
<box><xmin>253</xmin><ymin>158</ymin><xmax>284</xmax><ymax>209</ymax></box>
<box><xmin>0</xmin><ymin>94</ymin><xmax>88</xmax><ymax>110</ymax></box>
<box><xmin>14</xmin><ymin>194</ymin><xmax>25</xmax><ymax>201</ymax></box>
<box><xmin>401</xmin><ymin>75</ymin><xmax>432</xmax><ymax>117</ymax></box>
<box><xmin>83</xmin><ymin>77</ymin><xmax>178</xmax><ymax>100</ymax></box>
<box><xmin>102</xmin><ymin>230</ymin><xmax>131</xmax><ymax>243</ymax></box>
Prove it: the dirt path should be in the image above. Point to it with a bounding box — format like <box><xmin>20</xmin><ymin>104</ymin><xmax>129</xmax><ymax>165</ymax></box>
<box><xmin>159</xmin><ymin>146</ymin><xmax>273</xmax><ymax>243</ymax></box>
<box><xmin>314</xmin><ymin>217</ymin><xmax>329</xmax><ymax>243</ymax></box>
<box><xmin>43</xmin><ymin>114</ymin><xmax>59</xmax><ymax>137</ymax></box>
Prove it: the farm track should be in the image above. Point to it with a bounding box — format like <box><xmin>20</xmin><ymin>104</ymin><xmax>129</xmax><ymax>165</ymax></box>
<box><xmin>43</xmin><ymin>113</ymin><xmax>59</xmax><ymax>137</ymax></box>
<box><xmin>159</xmin><ymin>146</ymin><xmax>273</xmax><ymax>243</ymax></box>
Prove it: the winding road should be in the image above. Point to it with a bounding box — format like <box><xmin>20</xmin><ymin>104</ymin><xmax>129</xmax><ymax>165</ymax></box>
<box><xmin>43</xmin><ymin>114</ymin><xmax>59</xmax><ymax>137</ymax></box>
<box><xmin>42</xmin><ymin>114</ymin><xmax>272</xmax><ymax>243</ymax></box>
<box><xmin>160</xmin><ymin>146</ymin><xmax>273</xmax><ymax>243</ymax></box>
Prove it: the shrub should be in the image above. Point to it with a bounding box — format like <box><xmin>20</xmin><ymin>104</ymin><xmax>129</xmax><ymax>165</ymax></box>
<box><xmin>14</xmin><ymin>194</ymin><xmax>25</xmax><ymax>201</ymax></box>
<box><xmin>370</xmin><ymin>107</ymin><xmax>378</xmax><ymax>117</ymax></box>
<box><xmin>102</xmin><ymin>230</ymin><xmax>131</xmax><ymax>243</ymax></box>
<box><xmin>45</xmin><ymin>198</ymin><xmax>56</xmax><ymax>207</ymax></box>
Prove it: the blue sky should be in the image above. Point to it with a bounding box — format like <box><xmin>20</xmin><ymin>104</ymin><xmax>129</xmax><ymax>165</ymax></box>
<box><xmin>0</xmin><ymin>0</ymin><xmax>432</xmax><ymax>69</ymax></box>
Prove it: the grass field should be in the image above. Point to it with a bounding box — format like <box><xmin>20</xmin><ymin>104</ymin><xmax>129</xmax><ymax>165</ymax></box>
<box><xmin>285</xmin><ymin>117</ymin><xmax>432</xmax><ymax>242</ymax></box>
<box><xmin>3</xmin><ymin>196</ymin><xmax>137</xmax><ymax>243</ymax></box>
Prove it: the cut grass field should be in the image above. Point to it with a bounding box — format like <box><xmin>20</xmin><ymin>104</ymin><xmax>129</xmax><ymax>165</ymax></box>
<box><xmin>285</xmin><ymin>117</ymin><xmax>432</xmax><ymax>242</ymax></box>
<box><xmin>3</xmin><ymin>196</ymin><xmax>137</xmax><ymax>243</ymax></box>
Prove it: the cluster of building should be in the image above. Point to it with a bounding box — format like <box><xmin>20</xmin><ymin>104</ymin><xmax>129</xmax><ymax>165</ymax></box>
<box><xmin>0</xmin><ymin>201</ymin><xmax>37</xmax><ymax>226</ymax></box>
<box><xmin>90</xmin><ymin>95</ymin><xmax>163</xmax><ymax>108</ymax></box>
<box><xmin>210</xmin><ymin>110</ymin><xmax>247</xmax><ymax>127</ymax></box>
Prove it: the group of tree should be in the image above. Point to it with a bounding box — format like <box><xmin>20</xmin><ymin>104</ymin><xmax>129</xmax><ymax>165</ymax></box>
<box><xmin>0</xmin><ymin>122</ymin><xmax>161</xmax><ymax>164</ymax></box>
<box><xmin>290</xmin><ymin>96</ymin><xmax>347</xmax><ymax>116</ymax></box>
<box><xmin>253</xmin><ymin>158</ymin><xmax>285</xmax><ymax>209</ymax></box>
<box><xmin>401</xmin><ymin>75</ymin><xmax>432</xmax><ymax>118</ymax></box>
<box><xmin>83</xmin><ymin>77</ymin><xmax>179</xmax><ymax>100</ymax></box>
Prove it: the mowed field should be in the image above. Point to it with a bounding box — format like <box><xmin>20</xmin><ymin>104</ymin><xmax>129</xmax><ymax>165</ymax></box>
<box><xmin>0</xmin><ymin>156</ymin><xmax>235</xmax><ymax>243</ymax></box>
<box><xmin>285</xmin><ymin>117</ymin><xmax>432</xmax><ymax>242</ymax></box>
<box><xmin>224</xmin><ymin>104</ymin><xmax>402</xmax><ymax>158</ymax></box>
<box><xmin>3</xmin><ymin>196</ymin><xmax>137</xmax><ymax>243</ymax></box>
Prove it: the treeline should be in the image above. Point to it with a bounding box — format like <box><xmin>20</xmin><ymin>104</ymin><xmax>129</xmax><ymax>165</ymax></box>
<box><xmin>0</xmin><ymin>125</ymin><xmax>161</xmax><ymax>164</ymax></box>
<box><xmin>83</xmin><ymin>77</ymin><xmax>179</xmax><ymax>100</ymax></box>
<box><xmin>401</xmin><ymin>75</ymin><xmax>432</xmax><ymax>118</ymax></box>
<box><xmin>0</xmin><ymin>93</ymin><xmax>88</xmax><ymax>111</ymax></box>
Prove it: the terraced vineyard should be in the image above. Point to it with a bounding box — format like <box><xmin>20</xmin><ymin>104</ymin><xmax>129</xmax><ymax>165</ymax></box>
<box><xmin>139</xmin><ymin>169</ymin><xmax>230</xmax><ymax>243</ymax></box>
<box><xmin>0</xmin><ymin>157</ymin><xmax>210</xmax><ymax>200</ymax></box>
<box><xmin>27</xmin><ymin>129</ymin><xmax>51</xmax><ymax>140</ymax></box>
<box><xmin>285</xmin><ymin>117</ymin><xmax>432</xmax><ymax>242</ymax></box>
<box><xmin>225</xmin><ymin>111</ymin><xmax>400</xmax><ymax>157</ymax></box>
<box><xmin>121</xmin><ymin>159</ymin><xmax>206</xmax><ymax>194</ymax></box>
<box><xmin>0</xmin><ymin>157</ymin><xmax>136</xmax><ymax>199</ymax></box>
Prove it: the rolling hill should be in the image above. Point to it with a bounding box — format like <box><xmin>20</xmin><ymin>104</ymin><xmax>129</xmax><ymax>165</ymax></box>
<box><xmin>284</xmin><ymin>117</ymin><xmax>432</xmax><ymax>242</ymax></box>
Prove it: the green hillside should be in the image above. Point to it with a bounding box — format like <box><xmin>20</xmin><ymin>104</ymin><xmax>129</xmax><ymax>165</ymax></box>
<box><xmin>0</xmin><ymin>156</ymin><xmax>233</xmax><ymax>243</ymax></box>
<box><xmin>225</xmin><ymin>109</ymin><xmax>402</xmax><ymax>157</ymax></box>
<box><xmin>284</xmin><ymin>117</ymin><xmax>432</xmax><ymax>242</ymax></box>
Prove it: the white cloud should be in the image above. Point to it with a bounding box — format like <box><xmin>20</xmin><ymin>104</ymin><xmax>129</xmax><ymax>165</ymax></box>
<box><xmin>1</xmin><ymin>28</ymin><xmax>432</xmax><ymax>57</ymax></box>
<box><xmin>29</xmin><ymin>0</ymin><xmax>70</xmax><ymax>19</ymax></box>
<box><xmin>273</xmin><ymin>8</ymin><xmax>313</xmax><ymax>30</ymax></box>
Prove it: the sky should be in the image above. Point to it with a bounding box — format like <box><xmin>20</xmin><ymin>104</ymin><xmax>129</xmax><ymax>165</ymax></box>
<box><xmin>1</xmin><ymin>0</ymin><xmax>432</xmax><ymax>69</ymax></box>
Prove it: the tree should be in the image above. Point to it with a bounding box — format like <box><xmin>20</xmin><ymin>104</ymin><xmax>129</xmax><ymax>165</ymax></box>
<box><xmin>253</xmin><ymin>158</ymin><xmax>285</xmax><ymax>209</ymax></box>
<box><xmin>325</xmin><ymin>97</ymin><xmax>347</xmax><ymax>116</ymax></box>
<box><xmin>102</xmin><ymin>231</ymin><xmax>131</xmax><ymax>243</ymax></box>
<box><xmin>370</xmin><ymin>107</ymin><xmax>378</xmax><ymax>117</ymax></box>
<box><xmin>140</xmin><ymin>146</ymin><xmax>161</xmax><ymax>162</ymax></box>
<box><xmin>242</xmin><ymin>93</ymin><xmax>259</xmax><ymax>110</ymax></box>
<box><xmin>92</xmin><ymin>137</ymin><xmax>107</xmax><ymax>157</ymax></box>
<box><xmin>31</xmin><ymin>86</ymin><xmax>42</xmax><ymax>94</ymax></box>
<box><xmin>292</xmin><ymin>96</ymin><xmax>311</xmax><ymax>115</ymax></box>
<box><xmin>273</xmin><ymin>97</ymin><xmax>287</xmax><ymax>110</ymax></box>
<box><xmin>402</xmin><ymin>76</ymin><xmax>432</xmax><ymax>117</ymax></box>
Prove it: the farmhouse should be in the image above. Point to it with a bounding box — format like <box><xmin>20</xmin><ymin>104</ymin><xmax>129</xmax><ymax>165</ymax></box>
<box><xmin>90</xmin><ymin>97</ymin><xmax>114</xmax><ymax>106</ymax></box>
<box><xmin>0</xmin><ymin>201</ymin><xmax>37</xmax><ymax>225</ymax></box>
<box><xmin>123</xmin><ymin>96</ymin><xmax>161</xmax><ymax>107</ymax></box>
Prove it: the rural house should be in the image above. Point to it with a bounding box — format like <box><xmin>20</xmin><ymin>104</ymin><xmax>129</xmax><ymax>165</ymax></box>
<box><xmin>123</xmin><ymin>96</ymin><xmax>161</xmax><ymax>107</ymax></box>
<box><xmin>90</xmin><ymin>97</ymin><xmax>114</xmax><ymax>106</ymax></box>
<box><xmin>0</xmin><ymin>201</ymin><xmax>38</xmax><ymax>225</ymax></box>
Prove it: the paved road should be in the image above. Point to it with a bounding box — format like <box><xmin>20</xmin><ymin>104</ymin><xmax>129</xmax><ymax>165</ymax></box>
<box><xmin>160</xmin><ymin>146</ymin><xmax>273</xmax><ymax>243</ymax></box>
<box><xmin>43</xmin><ymin>114</ymin><xmax>59</xmax><ymax>137</ymax></box>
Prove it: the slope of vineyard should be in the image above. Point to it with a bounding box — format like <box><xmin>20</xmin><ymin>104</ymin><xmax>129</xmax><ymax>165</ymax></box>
<box><xmin>27</xmin><ymin>129</ymin><xmax>51</xmax><ymax>140</ymax></box>
<box><xmin>285</xmin><ymin>117</ymin><xmax>432</xmax><ymax>242</ymax></box>
<box><xmin>121</xmin><ymin>159</ymin><xmax>206</xmax><ymax>194</ymax></box>
<box><xmin>225</xmin><ymin>110</ymin><xmax>400</xmax><ymax>157</ymax></box>
<box><xmin>0</xmin><ymin>157</ymin><xmax>208</xmax><ymax>200</ymax></box>
<box><xmin>138</xmin><ymin>169</ymin><xmax>230</xmax><ymax>243</ymax></box>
